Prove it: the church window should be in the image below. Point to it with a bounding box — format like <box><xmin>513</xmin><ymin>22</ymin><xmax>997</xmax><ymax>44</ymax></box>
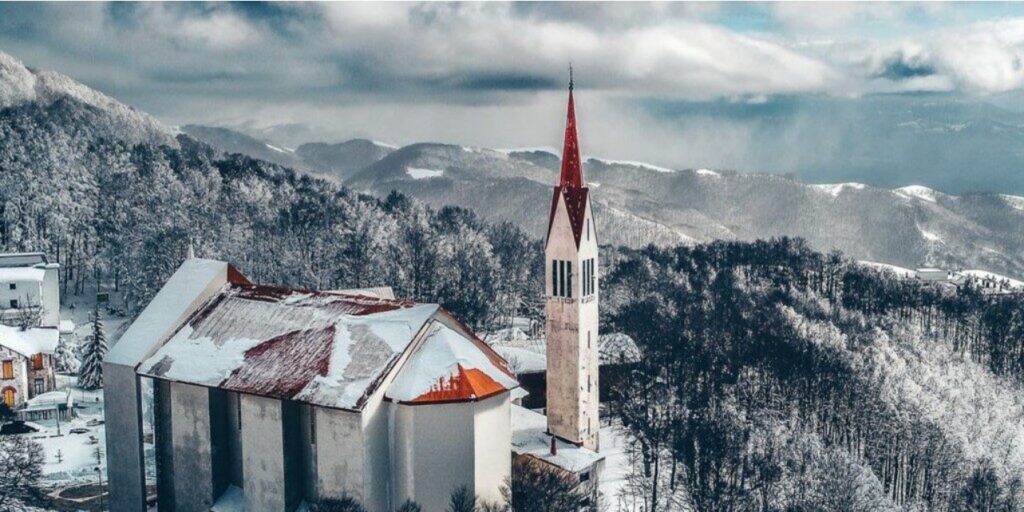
<box><xmin>552</xmin><ymin>260</ymin><xmax>558</xmax><ymax>296</ymax></box>
<box><xmin>553</xmin><ymin>260</ymin><xmax>575</xmax><ymax>298</ymax></box>
<box><xmin>567</xmin><ymin>261</ymin><xmax>572</xmax><ymax>297</ymax></box>
<box><xmin>587</xmin><ymin>219</ymin><xmax>590</xmax><ymax>241</ymax></box>
<box><xmin>590</xmin><ymin>259</ymin><xmax>596</xmax><ymax>295</ymax></box>
<box><xmin>2</xmin><ymin>360</ymin><xmax>12</xmax><ymax>379</ymax></box>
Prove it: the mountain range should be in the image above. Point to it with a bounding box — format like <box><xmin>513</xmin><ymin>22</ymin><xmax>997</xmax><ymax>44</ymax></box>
<box><xmin>3</xmin><ymin>49</ymin><xmax>1023</xmax><ymax>279</ymax></box>
<box><xmin>189</xmin><ymin>123</ymin><xmax>1024</xmax><ymax>279</ymax></box>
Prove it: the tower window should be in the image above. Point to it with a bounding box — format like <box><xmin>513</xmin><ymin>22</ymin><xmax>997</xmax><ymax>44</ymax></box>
<box><xmin>552</xmin><ymin>260</ymin><xmax>574</xmax><ymax>298</ymax></box>
<box><xmin>587</xmin><ymin>219</ymin><xmax>590</xmax><ymax>241</ymax></box>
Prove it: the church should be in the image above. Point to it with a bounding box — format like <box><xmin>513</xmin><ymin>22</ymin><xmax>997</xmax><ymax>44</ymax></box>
<box><xmin>104</xmin><ymin>77</ymin><xmax>604</xmax><ymax>511</ymax></box>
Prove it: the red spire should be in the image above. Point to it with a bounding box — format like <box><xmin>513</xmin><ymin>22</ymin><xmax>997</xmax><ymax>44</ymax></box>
<box><xmin>559</xmin><ymin>70</ymin><xmax>584</xmax><ymax>188</ymax></box>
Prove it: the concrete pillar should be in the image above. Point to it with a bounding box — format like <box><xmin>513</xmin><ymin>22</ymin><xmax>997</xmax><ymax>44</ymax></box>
<box><xmin>315</xmin><ymin>407</ymin><xmax>365</xmax><ymax>503</ymax></box>
<box><xmin>170</xmin><ymin>383</ymin><xmax>216</xmax><ymax>510</ymax></box>
<box><xmin>242</xmin><ymin>394</ymin><xmax>286</xmax><ymax>511</ymax></box>
<box><xmin>103</xmin><ymin>363</ymin><xmax>147</xmax><ymax>512</ymax></box>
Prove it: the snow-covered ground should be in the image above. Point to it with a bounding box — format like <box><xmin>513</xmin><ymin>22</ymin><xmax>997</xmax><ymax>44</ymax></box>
<box><xmin>599</xmin><ymin>423</ymin><xmax>632</xmax><ymax>511</ymax></box>
<box><xmin>24</xmin><ymin>385</ymin><xmax>107</xmax><ymax>486</ymax></box>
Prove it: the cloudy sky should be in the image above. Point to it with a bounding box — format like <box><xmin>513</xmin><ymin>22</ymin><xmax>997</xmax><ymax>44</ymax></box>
<box><xmin>3</xmin><ymin>2</ymin><xmax>1024</xmax><ymax>193</ymax></box>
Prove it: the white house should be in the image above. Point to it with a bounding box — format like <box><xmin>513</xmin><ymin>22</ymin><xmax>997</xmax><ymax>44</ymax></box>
<box><xmin>0</xmin><ymin>252</ymin><xmax>67</xmax><ymax>408</ymax></box>
<box><xmin>104</xmin><ymin>261</ymin><xmax>519</xmax><ymax>511</ymax></box>
<box><xmin>0</xmin><ymin>252</ymin><xmax>61</xmax><ymax>328</ymax></box>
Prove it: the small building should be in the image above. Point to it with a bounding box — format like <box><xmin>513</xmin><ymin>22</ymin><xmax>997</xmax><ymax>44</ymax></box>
<box><xmin>0</xmin><ymin>252</ymin><xmax>61</xmax><ymax>328</ymax></box>
<box><xmin>0</xmin><ymin>252</ymin><xmax>67</xmax><ymax>409</ymax></box>
<box><xmin>511</xmin><ymin>404</ymin><xmax>604</xmax><ymax>505</ymax></box>
<box><xmin>0</xmin><ymin>324</ymin><xmax>60</xmax><ymax>408</ymax></box>
<box><xmin>104</xmin><ymin>259</ymin><xmax>519</xmax><ymax>512</ymax></box>
<box><xmin>916</xmin><ymin>268</ymin><xmax>949</xmax><ymax>282</ymax></box>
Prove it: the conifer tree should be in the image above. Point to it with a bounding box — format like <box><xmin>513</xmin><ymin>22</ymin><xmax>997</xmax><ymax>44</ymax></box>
<box><xmin>78</xmin><ymin>303</ymin><xmax>107</xmax><ymax>390</ymax></box>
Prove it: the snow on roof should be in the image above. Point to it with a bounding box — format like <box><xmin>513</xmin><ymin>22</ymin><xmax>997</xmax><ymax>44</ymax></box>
<box><xmin>59</xmin><ymin>320</ymin><xmax>75</xmax><ymax>334</ymax></box>
<box><xmin>138</xmin><ymin>282</ymin><xmax>507</xmax><ymax>410</ymax></box>
<box><xmin>0</xmin><ymin>252</ymin><xmax>47</xmax><ymax>267</ymax></box>
<box><xmin>0</xmin><ymin>325</ymin><xmax>59</xmax><ymax>356</ymax></box>
<box><xmin>332</xmin><ymin>286</ymin><xmax>396</xmax><ymax>299</ymax></box>
<box><xmin>0</xmin><ymin>266</ymin><xmax>45</xmax><ymax>282</ymax></box>
<box><xmin>23</xmin><ymin>390</ymin><xmax>72</xmax><ymax>411</ymax></box>
<box><xmin>386</xmin><ymin>321</ymin><xmax>518</xmax><ymax>404</ymax></box>
<box><xmin>511</xmin><ymin>405</ymin><xmax>603</xmax><ymax>473</ymax></box>
<box><xmin>106</xmin><ymin>258</ymin><xmax>233</xmax><ymax>367</ymax></box>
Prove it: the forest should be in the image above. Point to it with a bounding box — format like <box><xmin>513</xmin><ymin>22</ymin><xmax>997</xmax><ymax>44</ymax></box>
<box><xmin>4</xmin><ymin>96</ymin><xmax>1024</xmax><ymax>510</ymax></box>
<box><xmin>602</xmin><ymin>239</ymin><xmax>1024</xmax><ymax>511</ymax></box>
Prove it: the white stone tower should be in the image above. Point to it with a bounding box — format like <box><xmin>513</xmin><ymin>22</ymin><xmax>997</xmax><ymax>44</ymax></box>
<box><xmin>545</xmin><ymin>71</ymin><xmax>600</xmax><ymax>451</ymax></box>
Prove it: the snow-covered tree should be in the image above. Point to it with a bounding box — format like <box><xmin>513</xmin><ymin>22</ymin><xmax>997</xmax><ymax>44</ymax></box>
<box><xmin>78</xmin><ymin>304</ymin><xmax>107</xmax><ymax>390</ymax></box>
<box><xmin>54</xmin><ymin>334</ymin><xmax>79</xmax><ymax>373</ymax></box>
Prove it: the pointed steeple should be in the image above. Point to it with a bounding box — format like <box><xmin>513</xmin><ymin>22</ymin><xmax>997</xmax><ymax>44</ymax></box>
<box><xmin>559</xmin><ymin>66</ymin><xmax>584</xmax><ymax>188</ymax></box>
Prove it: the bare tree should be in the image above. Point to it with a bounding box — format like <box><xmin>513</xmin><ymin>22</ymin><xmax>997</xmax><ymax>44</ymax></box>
<box><xmin>0</xmin><ymin>434</ymin><xmax>44</xmax><ymax>509</ymax></box>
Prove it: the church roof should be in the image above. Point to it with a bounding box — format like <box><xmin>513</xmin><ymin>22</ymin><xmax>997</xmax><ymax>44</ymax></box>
<box><xmin>0</xmin><ymin>325</ymin><xmax>59</xmax><ymax>357</ymax></box>
<box><xmin>138</xmin><ymin>282</ymin><xmax>517</xmax><ymax>411</ymax></box>
<box><xmin>546</xmin><ymin>83</ymin><xmax>592</xmax><ymax>248</ymax></box>
<box><xmin>559</xmin><ymin>87</ymin><xmax>584</xmax><ymax>189</ymax></box>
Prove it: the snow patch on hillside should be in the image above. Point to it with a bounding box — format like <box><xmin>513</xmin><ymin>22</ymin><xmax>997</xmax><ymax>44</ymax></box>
<box><xmin>859</xmin><ymin>260</ymin><xmax>916</xmax><ymax>278</ymax></box>
<box><xmin>265</xmin><ymin>143</ymin><xmax>293</xmax><ymax>154</ymax></box>
<box><xmin>811</xmin><ymin>182</ymin><xmax>866</xmax><ymax>197</ymax></box>
<box><xmin>406</xmin><ymin>167</ymin><xmax>444</xmax><ymax>179</ymax></box>
<box><xmin>495</xmin><ymin>146</ymin><xmax>560</xmax><ymax>156</ymax></box>
<box><xmin>1001</xmin><ymin>194</ymin><xmax>1024</xmax><ymax>211</ymax></box>
<box><xmin>895</xmin><ymin>185</ymin><xmax>939</xmax><ymax>203</ymax></box>
<box><xmin>919</xmin><ymin>227</ymin><xmax>944</xmax><ymax>243</ymax></box>
<box><xmin>695</xmin><ymin>168</ymin><xmax>721</xmax><ymax>177</ymax></box>
<box><xmin>588</xmin><ymin>157</ymin><xmax>677</xmax><ymax>174</ymax></box>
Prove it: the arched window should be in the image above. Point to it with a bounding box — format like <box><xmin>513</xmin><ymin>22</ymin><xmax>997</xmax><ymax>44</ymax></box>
<box><xmin>2</xmin><ymin>387</ymin><xmax>15</xmax><ymax>407</ymax></box>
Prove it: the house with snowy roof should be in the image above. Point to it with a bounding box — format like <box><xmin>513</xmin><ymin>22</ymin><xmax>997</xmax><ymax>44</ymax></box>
<box><xmin>104</xmin><ymin>260</ymin><xmax>519</xmax><ymax>511</ymax></box>
<box><xmin>0</xmin><ymin>252</ymin><xmax>70</xmax><ymax>408</ymax></box>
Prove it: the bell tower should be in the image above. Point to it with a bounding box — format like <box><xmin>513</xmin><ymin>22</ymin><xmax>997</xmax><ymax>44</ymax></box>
<box><xmin>545</xmin><ymin>69</ymin><xmax>599</xmax><ymax>451</ymax></box>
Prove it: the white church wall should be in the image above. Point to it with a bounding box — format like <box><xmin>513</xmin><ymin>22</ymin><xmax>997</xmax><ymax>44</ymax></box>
<box><xmin>473</xmin><ymin>393</ymin><xmax>512</xmax><ymax>506</ymax></box>
<box><xmin>242</xmin><ymin>394</ymin><xmax>286</xmax><ymax>511</ymax></box>
<box><xmin>40</xmin><ymin>264</ymin><xmax>59</xmax><ymax>327</ymax></box>
<box><xmin>169</xmin><ymin>382</ymin><xmax>216</xmax><ymax>510</ymax></box>
<box><xmin>315</xmin><ymin>406</ymin><xmax>365</xmax><ymax>503</ymax></box>
<box><xmin>391</xmin><ymin>400</ymin><xmax>476</xmax><ymax>512</ymax></box>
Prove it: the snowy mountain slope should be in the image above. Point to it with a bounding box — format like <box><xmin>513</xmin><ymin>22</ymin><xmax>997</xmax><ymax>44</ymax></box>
<box><xmin>294</xmin><ymin>139</ymin><xmax>395</xmax><ymax>181</ymax></box>
<box><xmin>181</xmin><ymin>124</ymin><xmax>306</xmax><ymax>171</ymax></box>
<box><xmin>181</xmin><ymin>124</ymin><xmax>396</xmax><ymax>182</ymax></box>
<box><xmin>0</xmin><ymin>51</ymin><xmax>174</xmax><ymax>146</ymax></box>
<box><xmin>342</xmin><ymin>144</ymin><xmax>1024</xmax><ymax>278</ymax></box>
